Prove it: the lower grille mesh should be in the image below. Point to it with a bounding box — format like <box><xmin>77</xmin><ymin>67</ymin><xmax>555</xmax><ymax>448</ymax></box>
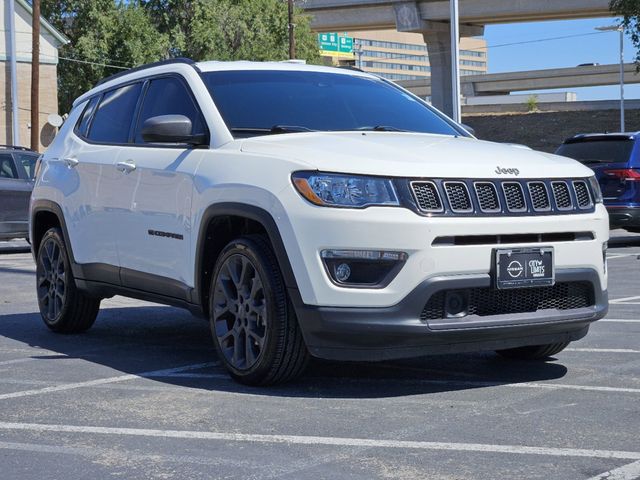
<box><xmin>421</xmin><ymin>282</ymin><xmax>594</xmax><ymax>321</ymax></box>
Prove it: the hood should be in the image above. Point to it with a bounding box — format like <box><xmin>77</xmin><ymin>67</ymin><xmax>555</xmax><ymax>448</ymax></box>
<box><xmin>240</xmin><ymin>132</ymin><xmax>594</xmax><ymax>179</ymax></box>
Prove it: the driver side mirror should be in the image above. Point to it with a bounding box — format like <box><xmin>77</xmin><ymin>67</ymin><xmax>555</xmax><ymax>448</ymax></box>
<box><xmin>140</xmin><ymin>114</ymin><xmax>208</xmax><ymax>146</ymax></box>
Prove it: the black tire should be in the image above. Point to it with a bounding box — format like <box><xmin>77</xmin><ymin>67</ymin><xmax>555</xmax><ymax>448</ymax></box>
<box><xmin>36</xmin><ymin>228</ymin><xmax>100</xmax><ymax>333</ymax></box>
<box><xmin>496</xmin><ymin>342</ymin><xmax>569</xmax><ymax>360</ymax></box>
<box><xmin>209</xmin><ymin>235</ymin><xmax>309</xmax><ymax>385</ymax></box>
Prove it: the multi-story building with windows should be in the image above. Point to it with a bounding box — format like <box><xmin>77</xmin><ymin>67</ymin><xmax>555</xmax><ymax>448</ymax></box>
<box><xmin>322</xmin><ymin>30</ymin><xmax>487</xmax><ymax>82</ymax></box>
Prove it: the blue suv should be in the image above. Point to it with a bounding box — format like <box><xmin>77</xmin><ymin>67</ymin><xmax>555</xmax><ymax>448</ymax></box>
<box><xmin>556</xmin><ymin>133</ymin><xmax>640</xmax><ymax>233</ymax></box>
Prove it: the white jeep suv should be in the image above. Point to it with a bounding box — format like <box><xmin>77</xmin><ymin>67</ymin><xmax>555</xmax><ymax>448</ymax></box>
<box><xmin>30</xmin><ymin>59</ymin><xmax>608</xmax><ymax>385</ymax></box>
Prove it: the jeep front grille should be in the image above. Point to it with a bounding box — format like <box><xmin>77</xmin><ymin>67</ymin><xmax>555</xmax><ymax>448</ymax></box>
<box><xmin>421</xmin><ymin>282</ymin><xmax>594</xmax><ymax>321</ymax></box>
<box><xmin>408</xmin><ymin>178</ymin><xmax>596</xmax><ymax>216</ymax></box>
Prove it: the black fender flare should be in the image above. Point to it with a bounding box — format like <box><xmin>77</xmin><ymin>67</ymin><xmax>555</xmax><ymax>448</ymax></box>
<box><xmin>193</xmin><ymin>202</ymin><xmax>299</xmax><ymax>307</ymax></box>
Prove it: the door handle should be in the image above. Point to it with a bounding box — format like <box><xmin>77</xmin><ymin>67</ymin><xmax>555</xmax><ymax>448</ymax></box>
<box><xmin>62</xmin><ymin>157</ymin><xmax>79</xmax><ymax>168</ymax></box>
<box><xmin>116</xmin><ymin>160</ymin><xmax>136</xmax><ymax>174</ymax></box>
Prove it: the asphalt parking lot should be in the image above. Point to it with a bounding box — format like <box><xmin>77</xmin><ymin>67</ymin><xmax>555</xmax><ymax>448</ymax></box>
<box><xmin>0</xmin><ymin>234</ymin><xmax>638</xmax><ymax>479</ymax></box>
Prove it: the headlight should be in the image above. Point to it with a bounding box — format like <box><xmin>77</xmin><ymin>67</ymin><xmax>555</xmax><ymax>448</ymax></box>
<box><xmin>291</xmin><ymin>171</ymin><xmax>399</xmax><ymax>208</ymax></box>
<box><xmin>588</xmin><ymin>176</ymin><xmax>603</xmax><ymax>204</ymax></box>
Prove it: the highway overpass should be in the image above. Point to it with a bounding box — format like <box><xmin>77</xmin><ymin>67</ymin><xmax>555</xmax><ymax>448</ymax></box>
<box><xmin>396</xmin><ymin>63</ymin><xmax>640</xmax><ymax>98</ymax></box>
<box><xmin>302</xmin><ymin>0</ymin><xmax>615</xmax><ymax>117</ymax></box>
<box><xmin>303</xmin><ymin>0</ymin><xmax>612</xmax><ymax>31</ymax></box>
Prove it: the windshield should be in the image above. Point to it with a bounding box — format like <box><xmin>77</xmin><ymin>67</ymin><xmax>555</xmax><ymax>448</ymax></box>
<box><xmin>556</xmin><ymin>139</ymin><xmax>634</xmax><ymax>165</ymax></box>
<box><xmin>202</xmin><ymin>70</ymin><xmax>461</xmax><ymax>138</ymax></box>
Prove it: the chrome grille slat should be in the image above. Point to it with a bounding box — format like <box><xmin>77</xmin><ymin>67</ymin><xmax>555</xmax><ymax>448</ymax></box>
<box><xmin>552</xmin><ymin>181</ymin><xmax>573</xmax><ymax>210</ymax></box>
<box><xmin>502</xmin><ymin>182</ymin><xmax>527</xmax><ymax>212</ymax></box>
<box><xmin>528</xmin><ymin>182</ymin><xmax>551</xmax><ymax>211</ymax></box>
<box><xmin>408</xmin><ymin>178</ymin><xmax>594</xmax><ymax>216</ymax></box>
<box><xmin>444</xmin><ymin>181</ymin><xmax>473</xmax><ymax>213</ymax></box>
<box><xmin>474</xmin><ymin>182</ymin><xmax>500</xmax><ymax>212</ymax></box>
<box><xmin>411</xmin><ymin>181</ymin><xmax>443</xmax><ymax>212</ymax></box>
<box><xmin>573</xmin><ymin>180</ymin><xmax>592</xmax><ymax>209</ymax></box>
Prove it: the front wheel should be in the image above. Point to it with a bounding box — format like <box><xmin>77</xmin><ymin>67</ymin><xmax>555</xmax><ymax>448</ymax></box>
<box><xmin>36</xmin><ymin>228</ymin><xmax>100</xmax><ymax>333</ymax></box>
<box><xmin>209</xmin><ymin>235</ymin><xmax>309</xmax><ymax>385</ymax></box>
<box><xmin>496</xmin><ymin>342</ymin><xmax>569</xmax><ymax>360</ymax></box>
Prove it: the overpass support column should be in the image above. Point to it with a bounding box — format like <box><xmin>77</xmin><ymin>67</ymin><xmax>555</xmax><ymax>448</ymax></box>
<box><xmin>423</xmin><ymin>28</ymin><xmax>455</xmax><ymax>117</ymax></box>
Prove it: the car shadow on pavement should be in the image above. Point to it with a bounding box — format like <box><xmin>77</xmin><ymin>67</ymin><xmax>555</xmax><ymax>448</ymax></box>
<box><xmin>0</xmin><ymin>306</ymin><xmax>568</xmax><ymax>399</ymax></box>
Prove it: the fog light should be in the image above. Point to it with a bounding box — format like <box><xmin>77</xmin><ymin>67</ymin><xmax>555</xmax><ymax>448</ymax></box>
<box><xmin>335</xmin><ymin>263</ymin><xmax>352</xmax><ymax>283</ymax></box>
<box><xmin>321</xmin><ymin>249</ymin><xmax>407</xmax><ymax>288</ymax></box>
<box><xmin>445</xmin><ymin>290</ymin><xmax>469</xmax><ymax>318</ymax></box>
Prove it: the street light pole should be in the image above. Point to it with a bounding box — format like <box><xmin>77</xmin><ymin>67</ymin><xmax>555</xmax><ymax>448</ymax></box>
<box><xmin>450</xmin><ymin>0</ymin><xmax>461</xmax><ymax>123</ymax></box>
<box><xmin>596</xmin><ymin>25</ymin><xmax>625</xmax><ymax>132</ymax></box>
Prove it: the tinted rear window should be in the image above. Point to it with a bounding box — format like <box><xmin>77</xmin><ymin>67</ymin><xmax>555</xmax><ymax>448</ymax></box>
<box><xmin>556</xmin><ymin>139</ymin><xmax>634</xmax><ymax>164</ymax></box>
<box><xmin>202</xmin><ymin>70</ymin><xmax>460</xmax><ymax>137</ymax></box>
<box><xmin>88</xmin><ymin>83</ymin><xmax>142</xmax><ymax>144</ymax></box>
<box><xmin>14</xmin><ymin>153</ymin><xmax>38</xmax><ymax>179</ymax></box>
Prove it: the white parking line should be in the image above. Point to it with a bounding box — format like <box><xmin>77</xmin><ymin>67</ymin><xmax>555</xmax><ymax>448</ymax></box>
<box><xmin>587</xmin><ymin>460</ymin><xmax>640</xmax><ymax>480</ymax></box>
<box><xmin>565</xmin><ymin>348</ymin><xmax>640</xmax><ymax>353</ymax></box>
<box><xmin>0</xmin><ymin>358</ymin><xmax>38</xmax><ymax>367</ymax></box>
<box><xmin>0</xmin><ymin>421</ymin><xmax>638</xmax><ymax>461</ymax></box>
<box><xmin>0</xmin><ymin>362</ymin><xmax>218</xmax><ymax>401</ymax></box>
<box><xmin>610</xmin><ymin>296</ymin><xmax>640</xmax><ymax>304</ymax></box>
<box><xmin>600</xmin><ymin>319</ymin><xmax>640</xmax><ymax>323</ymax></box>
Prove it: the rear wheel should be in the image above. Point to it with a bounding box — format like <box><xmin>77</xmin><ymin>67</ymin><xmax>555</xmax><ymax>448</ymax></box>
<box><xmin>209</xmin><ymin>235</ymin><xmax>309</xmax><ymax>385</ymax></box>
<box><xmin>36</xmin><ymin>228</ymin><xmax>100</xmax><ymax>333</ymax></box>
<box><xmin>496</xmin><ymin>342</ymin><xmax>569</xmax><ymax>360</ymax></box>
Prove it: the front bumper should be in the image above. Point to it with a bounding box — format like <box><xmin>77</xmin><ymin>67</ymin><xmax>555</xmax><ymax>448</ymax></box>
<box><xmin>606</xmin><ymin>205</ymin><xmax>640</xmax><ymax>229</ymax></box>
<box><xmin>291</xmin><ymin>268</ymin><xmax>607</xmax><ymax>361</ymax></box>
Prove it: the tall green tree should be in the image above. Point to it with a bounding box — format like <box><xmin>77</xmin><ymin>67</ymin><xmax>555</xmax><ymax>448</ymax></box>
<box><xmin>610</xmin><ymin>0</ymin><xmax>640</xmax><ymax>67</ymax></box>
<box><xmin>143</xmin><ymin>0</ymin><xmax>320</xmax><ymax>62</ymax></box>
<box><xmin>43</xmin><ymin>0</ymin><xmax>321</xmax><ymax>113</ymax></box>
<box><xmin>42</xmin><ymin>0</ymin><xmax>169</xmax><ymax>113</ymax></box>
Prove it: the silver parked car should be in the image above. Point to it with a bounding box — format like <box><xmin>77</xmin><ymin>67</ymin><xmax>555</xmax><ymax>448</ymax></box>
<box><xmin>0</xmin><ymin>146</ymin><xmax>39</xmax><ymax>241</ymax></box>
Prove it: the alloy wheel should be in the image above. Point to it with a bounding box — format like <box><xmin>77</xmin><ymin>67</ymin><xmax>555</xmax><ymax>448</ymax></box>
<box><xmin>212</xmin><ymin>253</ymin><xmax>267</xmax><ymax>370</ymax></box>
<box><xmin>37</xmin><ymin>238</ymin><xmax>66</xmax><ymax>322</ymax></box>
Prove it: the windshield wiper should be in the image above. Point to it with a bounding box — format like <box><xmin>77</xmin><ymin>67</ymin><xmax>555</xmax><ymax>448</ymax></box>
<box><xmin>229</xmin><ymin>125</ymin><xmax>316</xmax><ymax>136</ymax></box>
<box><xmin>270</xmin><ymin>125</ymin><xmax>316</xmax><ymax>133</ymax></box>
<box><xmin>356</xmin><ymin>125</ymin><xmax>408</xmax><ymax>132</ymax></box>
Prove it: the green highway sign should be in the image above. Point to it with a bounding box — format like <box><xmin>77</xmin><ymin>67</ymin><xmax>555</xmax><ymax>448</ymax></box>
<box><xmin>318</xmin><ymin>32</ymin><xmax>354</xmax><ymax>55</ymax></box>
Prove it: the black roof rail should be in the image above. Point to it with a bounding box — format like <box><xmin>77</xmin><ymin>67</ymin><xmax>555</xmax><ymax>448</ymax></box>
<box><xmin>0</xmin><ymin>144</ymin><xmax>35</xmax><ymax>152</ymax></box>
<box><xmin>95</xmin><ymin>57</ymin><xmax>196</xmax><ymax>87</ymax></box>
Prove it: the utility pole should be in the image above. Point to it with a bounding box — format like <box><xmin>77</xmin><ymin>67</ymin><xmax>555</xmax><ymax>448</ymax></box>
<box><xmin>288</xmin><ymin>0</ymin><xmax>296</xmax><ymax>59</ymax></box>
<box><xmin>7</xmin><ymin>0</ymin><xmax>20</xmax><ymax>146</ymax></box>
<box><xmin>31</xmin><ymin>0</ymin><xmax>41</xmax><ymax>151</ymax></box>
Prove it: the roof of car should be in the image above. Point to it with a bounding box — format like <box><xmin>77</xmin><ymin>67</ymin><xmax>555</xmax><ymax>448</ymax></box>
<box><xmin>195</xmin><ymin>60</ymin><xmax>374</xmax><ymax>77</ymax></box>
<box><xmin>0</xmin><ymin>145</ymin><xmax>37</xmax><ymax>152</ymax></box>
<box><xmin>563</xmin><ymin>132</ymin><xmax>640</xmax><ymax>144</ymax></box>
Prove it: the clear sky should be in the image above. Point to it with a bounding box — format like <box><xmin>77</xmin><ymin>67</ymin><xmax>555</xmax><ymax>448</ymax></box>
<box><xmin>484</xmin><ymin>16</ymin><xmax>640</xmax><ymax>101</ymax></box>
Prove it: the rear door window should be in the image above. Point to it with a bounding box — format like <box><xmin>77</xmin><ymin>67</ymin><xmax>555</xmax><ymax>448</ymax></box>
<box><xmin>88</xmin><ymin>83</ymin><xmax>142</xmax><ymax>144</ymax></box>
<box><xmin>133</xmin><ymin>76</ymin><xmax>206</xmax><ymax>144</ymax></box>
<box><xmin>0</xmin><ymin>154</ymin><xmax>18</xmax><ymax>179</ymax></box>
<box><xmin>76</xmin><ymin>96</ymin><xmax>101</xmax><ymax>138</ymax></box>
<box><xmin>14</xmin><ymin>153</ymin><xmax>39</xmax><ymax>180</ymax></box>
